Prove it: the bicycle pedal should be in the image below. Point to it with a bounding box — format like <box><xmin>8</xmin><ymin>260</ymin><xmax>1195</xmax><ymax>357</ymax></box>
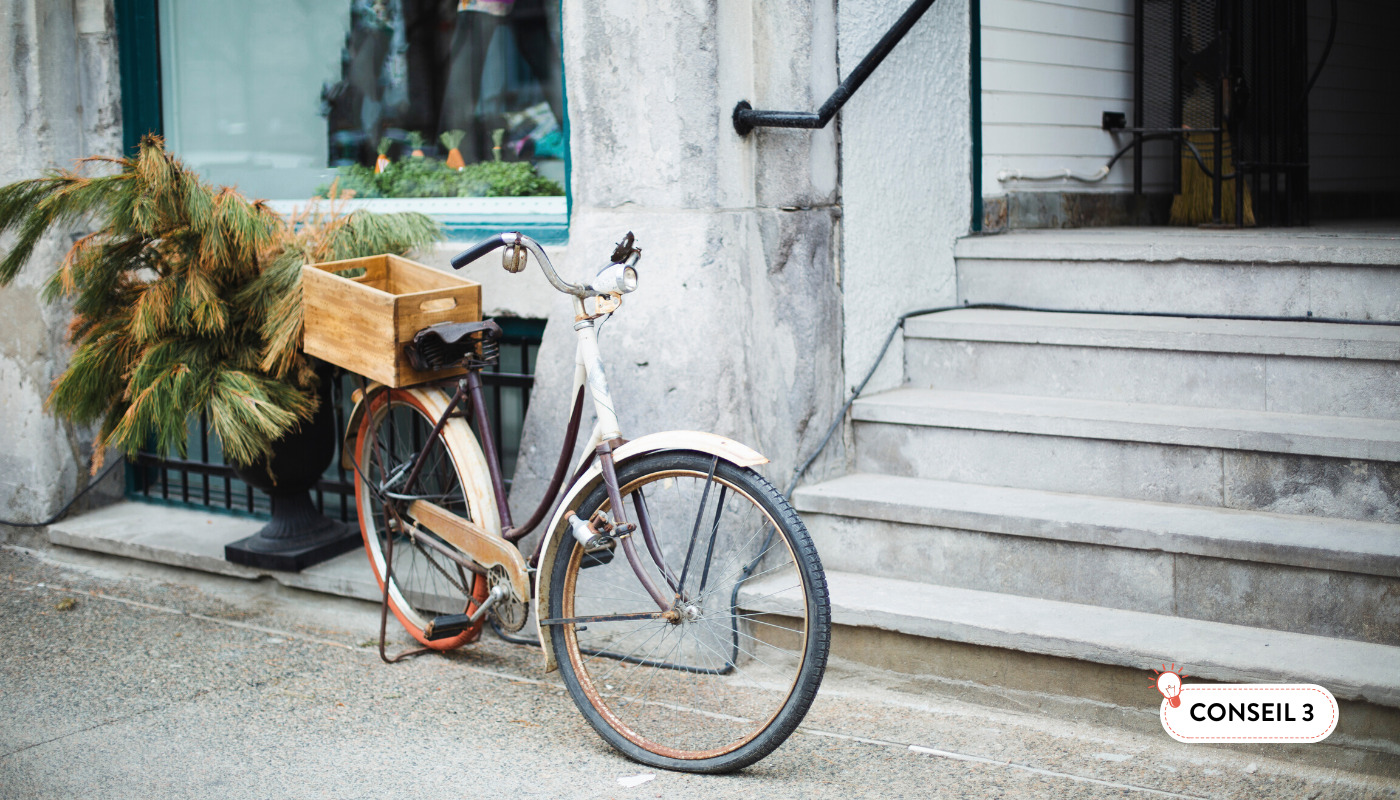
<box><xmin>424</xmin><ymin>612</ymin><xmax>475</xmax><ymax>640</ymax></box>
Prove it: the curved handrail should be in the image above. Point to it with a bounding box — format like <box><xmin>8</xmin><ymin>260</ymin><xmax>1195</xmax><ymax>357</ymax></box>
<box><xmin>732</xmin><ymin>0</ymin><xmax>937</xmax><ymax>135</ymax></box>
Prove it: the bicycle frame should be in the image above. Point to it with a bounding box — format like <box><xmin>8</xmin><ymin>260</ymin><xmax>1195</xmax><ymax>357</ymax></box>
<box><xmin>352</xmin><ymin>234</ymin><xmax>770</xmax><ymax>669</ymax></box>
<box><xmin>354</xmin><ymin>234</ymin><xmax>829</xmax><ymax>771</ymax></box>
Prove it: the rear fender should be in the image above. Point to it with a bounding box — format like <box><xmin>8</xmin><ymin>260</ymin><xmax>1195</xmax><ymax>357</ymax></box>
<box><xmin>533</xmin><ymin>431</ymin><xmax>767</xmax><ymax>671</ymax></box>
<box><xmin>340</xmin><ymin>382</ymin><xmax>387</xmax><ymax>470</ymax></box>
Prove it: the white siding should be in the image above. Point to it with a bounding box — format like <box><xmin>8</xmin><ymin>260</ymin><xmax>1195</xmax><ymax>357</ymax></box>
<box><xmin>1306</xmin><ymin>0</ymin><xmax>1400</xmax><ymax>194</ymax></box>
<box><xmin>981</xmin><ymin>0</ymin><xmax>1173</xmax><ymax>195</ymax></box>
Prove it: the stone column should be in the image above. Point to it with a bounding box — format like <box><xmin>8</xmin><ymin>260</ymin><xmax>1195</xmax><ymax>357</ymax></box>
<box><xmin>0</xmin><ymin>0</ymin><xmax>123</xmax><ymax>530</ymax></box>
<box><xmin>509</xmin><ymin>0</ymin><xmax>845</xmax><ymax>542</ymax></box>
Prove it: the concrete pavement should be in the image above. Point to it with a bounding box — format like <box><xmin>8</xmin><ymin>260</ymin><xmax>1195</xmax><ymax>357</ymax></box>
<box><xmin>2</xmin><ymin>543</ymin><xmax>1396</xmax><ymax>799</ymax></box>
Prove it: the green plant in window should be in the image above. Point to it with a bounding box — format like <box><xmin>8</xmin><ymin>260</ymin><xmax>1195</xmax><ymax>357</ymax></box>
<box><xmin>491</xmin><ymin>128</ymin><xmax>506</xmax><ymax>163</ymax></box>
<box><xmin>0</xmin><ymin>136</ymin><xmax>440</xmax><ymax>469</ymax></box>
<box><xmin>318</xmin><ymin>158</ymin><xmax>562</xmax><ymax>200</ymax></box>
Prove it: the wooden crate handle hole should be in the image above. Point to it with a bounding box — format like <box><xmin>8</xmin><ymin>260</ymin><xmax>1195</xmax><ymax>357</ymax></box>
<box><xmin>420</xmin><ymin>297</ymin><xmax>457</xmax><ymax>313</ymax></box>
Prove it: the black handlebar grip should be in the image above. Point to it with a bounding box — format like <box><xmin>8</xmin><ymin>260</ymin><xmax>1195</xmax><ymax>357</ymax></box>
<box><xmin>450</xmin><ymin>234</ymin><xmax>508</xmax><ymax>269</ymax></box>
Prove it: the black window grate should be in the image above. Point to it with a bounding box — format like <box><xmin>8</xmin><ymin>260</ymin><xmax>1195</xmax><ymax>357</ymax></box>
<box><xmin>126</xmin><ymin>320</ymin><xmax>545</xmax><ymax>522</ymax></box>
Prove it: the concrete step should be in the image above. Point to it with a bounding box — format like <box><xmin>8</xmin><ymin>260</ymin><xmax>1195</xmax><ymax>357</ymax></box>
<box><xmin>852</xmin><ymin>389</ymin><xmax>1400</xmax><ymax>523</ymax></box>
<box><xmin>855</xmin><ymin>420</ymin><xmax>1400</xmax><ymax>524</ymax></box>
<box><xmin>738</xmin><ymin>569</ymin><xmax>1400</xmax><ymax>708</ymax></box>
<box><xmin>795</xmin><ymin>474</ymin><xmax>1400</xmax><ymax>645</ymax></box>
<box><xmin>904</xmin><ymin>310</ymin><xmax>1400</xmax><ymax>418</ymax></box>
<box><xmin>796</xmin><ymin>473</ymin><xmax>1400</xmax><ymax>578</ymax></box>
<box><xmin>953</xmin><ymin>227</ymin><xmax>1400</xmax><ymax>321</ymax></box>
<box><xmin>46</xmin><ymin>502</ymin><xmax>381</xmax><ymax>603</ymax></box>
<box><xmin>854</xmin><ymin>389</ymin><xmax>1400</xmax><ymax>462</ymax></box>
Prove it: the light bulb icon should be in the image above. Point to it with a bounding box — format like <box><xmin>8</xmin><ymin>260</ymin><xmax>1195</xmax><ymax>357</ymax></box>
<box><xmin>1156</xmin><ymin>671</ymin><xmax>1183</xmax><ymax>708</ymax></box>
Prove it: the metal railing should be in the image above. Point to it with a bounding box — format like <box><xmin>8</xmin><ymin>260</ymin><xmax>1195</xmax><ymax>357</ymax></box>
<box><xmin>127</xmin><ymin>320</ymin><xmax>545</xmax><ymax>521</ymax></box>
<box><xmin>732</xmin><ymin>0</ymin><xmax>937</xmax><ymax>135</ymax></box>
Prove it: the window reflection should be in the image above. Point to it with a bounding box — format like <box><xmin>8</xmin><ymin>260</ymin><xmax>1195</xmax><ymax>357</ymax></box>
<box><xmin>161</xmin><ymin>0</ymin><xmax>564</xmax><ymax>200</ymax></box>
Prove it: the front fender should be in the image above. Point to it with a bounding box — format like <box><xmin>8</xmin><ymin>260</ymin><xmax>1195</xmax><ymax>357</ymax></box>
<box><xmin>533</xmin><ymin>431</ymin><xmax>767</xmax><ymax>672</ymax></box>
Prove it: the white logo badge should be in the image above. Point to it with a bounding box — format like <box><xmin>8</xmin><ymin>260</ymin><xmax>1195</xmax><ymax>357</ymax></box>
<box><xmin>1157</xmin><ymin>677</ymin><xmax>1338</xmax><ymax>743</ymax></box>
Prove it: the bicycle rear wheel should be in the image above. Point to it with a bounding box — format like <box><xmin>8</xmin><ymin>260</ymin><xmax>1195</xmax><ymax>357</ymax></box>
<box><xmin>547</xmin><ymin>451</ymin><xmax>829</xmax><ymax>773</ymax></box>
<box><xmin>354</xmin><ymin>388</ymin><xmax>493</xmax><ymax>650</ymax></box>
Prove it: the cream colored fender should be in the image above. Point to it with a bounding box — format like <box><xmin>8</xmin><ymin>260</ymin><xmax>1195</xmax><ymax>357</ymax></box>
<box><xmin>341</xmin><ymin>381</ymin><xmax>386</xmax><ymax>471</ymax></box>
<box><xmin>533</xmin><ymin>431</ymin><xmax>767</xmax><ymax>672</ymax></box>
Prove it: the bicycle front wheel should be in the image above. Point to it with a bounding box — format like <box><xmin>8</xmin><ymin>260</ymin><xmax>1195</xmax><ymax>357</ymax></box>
<box><xmin>548</xmin><ymin>451</ymin><xmax>829</xmax><ymax>773</ymax></box>
<box><xmin>354</xmin><ymin>388</ymin><xmax>493</xmax><ymax>650</ymax></box>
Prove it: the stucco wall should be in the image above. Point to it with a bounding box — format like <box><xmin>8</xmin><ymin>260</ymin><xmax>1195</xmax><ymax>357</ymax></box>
<box><xmin>0</xmin><ymin>0</ymin><xmax>123</xmax><ymax>525</ymax></box>
<box><xmin>839</xmin><ymin>0</ymin><xmax>972</xmax><ymax>395</ymax></box>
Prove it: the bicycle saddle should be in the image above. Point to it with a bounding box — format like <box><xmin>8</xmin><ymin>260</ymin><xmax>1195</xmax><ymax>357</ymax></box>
<box><xmin>404</xmin><ymin>319</ymin><xmax>503</xmax><ymax>372</ymax></box>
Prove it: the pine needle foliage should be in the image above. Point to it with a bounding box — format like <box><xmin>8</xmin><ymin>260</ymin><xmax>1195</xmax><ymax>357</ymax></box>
<box><xmin>0</xmin><ymin>136</ymin><xmax>441</xmax><ymax>469</ymax></box>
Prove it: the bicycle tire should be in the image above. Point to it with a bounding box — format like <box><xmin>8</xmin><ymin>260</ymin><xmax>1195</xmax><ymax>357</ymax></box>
<box><xmin>354</xmin><ymin>388</ymin><xmax>492</xmax><ymax>650</ymax></box>
<box><xmin>548</xmin><ymin>451</ymin><xmax>829</xmax><ymax>773</ymax></box>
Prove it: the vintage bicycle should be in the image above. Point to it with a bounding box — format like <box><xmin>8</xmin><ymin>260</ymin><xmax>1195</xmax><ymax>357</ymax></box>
<box><xmin>339</xmin><ymin>231</ymin><xmax>830</xmax><ymax>772</ymax></box>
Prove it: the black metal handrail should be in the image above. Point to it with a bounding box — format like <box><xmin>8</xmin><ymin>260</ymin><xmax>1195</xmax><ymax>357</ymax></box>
<box><xmin>733</xmin><ymin>0</ymin><xmax>938</xmax><ymax>135</ymax></box>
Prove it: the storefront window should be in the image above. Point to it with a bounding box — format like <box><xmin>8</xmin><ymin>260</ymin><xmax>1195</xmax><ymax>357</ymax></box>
<box><xmin>158</xmin><ymin>0</ymin><xmax>565</xmax><ymax>203</ymax></box>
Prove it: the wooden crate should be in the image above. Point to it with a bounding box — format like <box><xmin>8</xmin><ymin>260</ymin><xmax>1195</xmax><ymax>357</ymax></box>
<box><xmin>302</xmin><ymin>254</ymin><xmax>481</xmax><ymax>387</ymax></box>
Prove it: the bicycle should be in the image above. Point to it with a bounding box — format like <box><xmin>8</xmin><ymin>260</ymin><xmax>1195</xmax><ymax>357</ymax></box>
<box><xmin>344</xmin><ymin>231</ymin><xmax>831</xmax><ymax>773</ymax></box>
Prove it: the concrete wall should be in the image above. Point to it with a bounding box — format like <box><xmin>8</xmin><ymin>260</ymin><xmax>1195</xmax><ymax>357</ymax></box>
<box><xmin>0</xmin><ymin>0</ymin><xmax>977</xmax><ymax>534</ymax></box>
<box><xmin>839</xmin><ymin>0</ymin><xmax>972</xmax><ymax>394</ymax></box>
<box><xmin>0</xmin><ymin>0</ymin><xmax>124</xmax><ymax>526</ymax></box>
<box><xmin>509</xmin><ymin>0</ymin><xmax>853</xmax><ymax>535</ymax></box>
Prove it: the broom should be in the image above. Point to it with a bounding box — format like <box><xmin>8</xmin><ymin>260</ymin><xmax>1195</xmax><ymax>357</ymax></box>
<box><xmin>1170</xmin><ymin>132</ymin><xmax>1255</xmax><ymax>226</ymax></box>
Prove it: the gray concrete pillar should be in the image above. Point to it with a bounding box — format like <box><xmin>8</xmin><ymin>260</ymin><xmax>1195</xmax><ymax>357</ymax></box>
<box><xmin>0</xmin><ymin>0</ymin><xmax>122</xmax><ymax>528</ymax></box>
<box><xmin>510</xmin><ymin>0</ymin><xmax>845</xmax><ymax>534</ymax></box>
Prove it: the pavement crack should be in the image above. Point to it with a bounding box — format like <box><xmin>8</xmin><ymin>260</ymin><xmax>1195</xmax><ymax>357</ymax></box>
<box><xmin>0</xmin><ymin>689</ymin><xmax>213</xmax><ymax>761</ymax></box>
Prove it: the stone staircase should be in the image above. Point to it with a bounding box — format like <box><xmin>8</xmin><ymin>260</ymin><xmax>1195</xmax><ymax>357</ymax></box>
<box><xmin>743</xmin><ymin>227</ymin><xmax>1400</xmax><ymax>761</ymax></box>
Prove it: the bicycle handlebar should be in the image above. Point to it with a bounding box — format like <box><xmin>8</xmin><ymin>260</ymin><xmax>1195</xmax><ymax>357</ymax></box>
<box><xmin>451</xmin><ymin>232</ymin><xmax>618</xmax><ymax>300</ymax></box>
<box><xmin>449</xmin><ymin>235</ymin><xmax>508</xmax><ymax>269</ymax></box>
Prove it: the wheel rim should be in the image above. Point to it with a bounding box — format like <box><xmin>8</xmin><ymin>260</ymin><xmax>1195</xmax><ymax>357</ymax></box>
<box><xmin>559</xmin><ymin>465</ymin><xmax>813</xmax><ymax>760</ymax></box>
<box><xmin>355</xmin><ymin>391</ymin><xmax>486</xmax><ymax>647</ymax></box>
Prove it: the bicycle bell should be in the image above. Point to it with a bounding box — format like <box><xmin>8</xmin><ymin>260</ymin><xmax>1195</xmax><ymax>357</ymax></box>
<box><xmin>502</xmin><ymin>236</ymin><xmax>528</xmax><ymax>273</ymax></box>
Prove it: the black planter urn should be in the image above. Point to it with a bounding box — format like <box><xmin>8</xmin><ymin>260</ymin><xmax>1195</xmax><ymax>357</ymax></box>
<box><xmin>224</xmin><ymin>384</ymin><xmax>359</xmax><ymax>571</ymax></box>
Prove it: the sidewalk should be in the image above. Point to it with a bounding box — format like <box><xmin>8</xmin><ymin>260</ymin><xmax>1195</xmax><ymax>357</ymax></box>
<box><xmin>3</xmin><ymin>534</ymin><xmax>1396</xmax><ymax>799</ymax></box>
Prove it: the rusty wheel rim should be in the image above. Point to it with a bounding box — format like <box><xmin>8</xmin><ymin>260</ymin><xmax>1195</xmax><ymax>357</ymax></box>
<box><xmin>560</xmin><ymin>468</ymin><xmax>811</xmax><ymax>760</ymax></box>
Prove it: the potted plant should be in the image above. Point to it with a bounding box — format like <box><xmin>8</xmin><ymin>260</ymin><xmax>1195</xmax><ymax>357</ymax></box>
<box><xmin>0</xmin><ymin>135</ymin><xmax>441</xmax><ymax>568</ymax></box>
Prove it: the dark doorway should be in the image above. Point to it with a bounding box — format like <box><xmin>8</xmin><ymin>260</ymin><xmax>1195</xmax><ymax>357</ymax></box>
<box><xmin>1133</xmin><ymin>0</ymin><xmax>1399</xmax><ymax>226</ymax></box>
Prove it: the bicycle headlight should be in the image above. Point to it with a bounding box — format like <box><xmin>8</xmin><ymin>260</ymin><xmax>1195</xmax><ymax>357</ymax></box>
<box><xmin>589</xmin><ymin>263</ymin><xmax>638</xmax><ymax>295</ymax></box>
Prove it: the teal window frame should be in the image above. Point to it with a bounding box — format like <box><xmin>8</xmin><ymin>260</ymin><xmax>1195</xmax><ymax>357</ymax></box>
<box><xmin>112</xmin><ymin>0</ymin><xmax>569</xmax><ymax>245</ymax></box>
